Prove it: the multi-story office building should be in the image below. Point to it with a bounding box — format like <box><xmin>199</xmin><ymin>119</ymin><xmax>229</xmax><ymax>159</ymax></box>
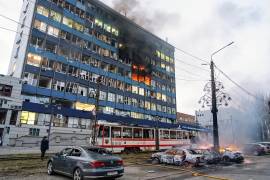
<box><xmin>8</xmin><ymin>0</ymin><xmax>177</xmax><ymax>146</ymax></box>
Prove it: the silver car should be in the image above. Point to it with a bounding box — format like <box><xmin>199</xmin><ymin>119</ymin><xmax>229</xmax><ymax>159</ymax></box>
<box><xmin>47</xmin><ymin>146</ymin><xmax>124</xmax><ymax>180</ymax></box>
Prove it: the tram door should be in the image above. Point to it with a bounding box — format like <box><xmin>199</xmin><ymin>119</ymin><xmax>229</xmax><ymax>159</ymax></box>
<box><xmin>0</xmin><ymin>128</ymin><xmax>3</xmax><ymax>146</ymax></box>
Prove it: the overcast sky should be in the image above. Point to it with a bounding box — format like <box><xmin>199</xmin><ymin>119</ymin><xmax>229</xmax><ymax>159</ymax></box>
<box><xmin>0</xmin><ymin>0</ymin><xmax>269</xmax><ymax>114</ymax></box>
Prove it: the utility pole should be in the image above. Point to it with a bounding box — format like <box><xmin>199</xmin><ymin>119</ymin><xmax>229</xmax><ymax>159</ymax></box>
<box><xmin>210</xmin><ymin>42</ymin><xmax>234</xmax><ymax>152</ymax></box>
<box><xmin>210</xmin><ymin>60</ymin><xmax>219</xmax><ymax>152</ymax></box>
<box><xmin>91</xmin><ymin>76</ymin><xmax>102</xmax><ymax>146</ymax></box>
<box><xmin>155</xmin><ymin>116</ymin><xmax>160</xmax><ymax>151</ymax></box>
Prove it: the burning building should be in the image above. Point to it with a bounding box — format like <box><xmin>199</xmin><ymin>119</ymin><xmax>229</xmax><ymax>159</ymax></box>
<box><xmin>6</xmin><ymin>0</ymin><xmax>177</xmax><ymax>146</ymax></box>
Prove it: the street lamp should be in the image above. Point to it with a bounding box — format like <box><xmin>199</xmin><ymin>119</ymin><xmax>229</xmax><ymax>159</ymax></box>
<box><xmin>210</xmin><ymin>42</ymin><xmax>234</xmax><ymax>152</ymax></box>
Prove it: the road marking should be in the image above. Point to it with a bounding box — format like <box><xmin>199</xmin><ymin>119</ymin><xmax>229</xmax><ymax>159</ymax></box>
<box><xmin>129</xmin><ymin>162</ymin><xmax>231</xmax><ymax>180</ymax></box>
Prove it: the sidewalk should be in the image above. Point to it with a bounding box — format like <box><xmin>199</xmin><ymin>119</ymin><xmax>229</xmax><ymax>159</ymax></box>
<box><xmin>0</xmin><ymin>146</ymin><xmax>66</xmax><ymax>156</ymax></box>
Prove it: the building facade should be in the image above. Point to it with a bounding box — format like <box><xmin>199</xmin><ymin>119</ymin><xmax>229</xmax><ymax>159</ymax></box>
<box><xmin>8</xmin><ymin>0</ymin><xmax>177</xmax><ymax>146</ymax></box>
<box><xmin>176</xmin><ymin>112</ymin><xmax>196</xmax><ymax>124</ymax></box>
<box><xmin>0</xmin><ymin>75</ymin><xmax>23</xmax><ymax>146</ymax></box>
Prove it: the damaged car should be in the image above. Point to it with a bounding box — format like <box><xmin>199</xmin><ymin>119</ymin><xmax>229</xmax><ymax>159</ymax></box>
<box><xmin>195</xmin><ymin>149</ymin><xmax>221</xmax><ymax>164</ymax></box>
<box><xmin>151</xmin><ymin>148</ymin><xmax>204</xmax><ymax>167</ymax></box>
<box><xmin>222</xmin><ymin>148</ymin><xmax>244</xmax><ymax>163</ymax></box>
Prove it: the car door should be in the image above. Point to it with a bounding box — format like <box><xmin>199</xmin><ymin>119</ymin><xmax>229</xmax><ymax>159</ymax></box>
<box><xmin>56</xmin><ymin>148</ymin><xmax>73</xmax><ymax>173</ymax></box>
<box><xmin>65</xmin><ymin>148</ymin><xmax>82</xmax><ymax>174</ymax></box>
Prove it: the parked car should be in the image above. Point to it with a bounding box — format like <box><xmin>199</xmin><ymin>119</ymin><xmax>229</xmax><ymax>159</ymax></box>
<box><xmin>222</xmin><ymin>149</ymin><xmax>244</xmax><ymax>163</ymax></box>
<box><xmin>195</xmin><ymin>149</ymin><xmax>221</xmax><ymax>164</ymax></box>
<box><xmin>47</xmin><ymin>146</ymin><xmax>124</xmax><ymax>180</ymax></box>
<box><xmin>151</xmin><ymin>148</ymin><xmax>204</xmax><ymax>167</ymax></box>
<box><xmin>257</xmin><ymin>142</ymin><xmax>270</xmax><ymax>153</ymax></box>
<box><xmin>243</xmin><ymin>143</ymin><xmax>266</xmax><ymax>156</ymax></box>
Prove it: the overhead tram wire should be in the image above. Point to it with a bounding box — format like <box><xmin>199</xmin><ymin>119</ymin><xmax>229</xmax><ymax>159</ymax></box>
<box><xmin>175</xmin><ymin>65</ymin><xmax>209</xmax><ymax>79</ymax></box>
<box><xmin>214</xmin><ymin>64</ymin><xmax>264</xmax><ymax>101</ymax></box>
<box><xmin>173</xmin><ymin>46</ymin><xmax>210</xmax><ymax>64</ymax></box>
<box><xmin>174</xmin><ymin>57</ymin><xmax>210</xmax><ymax>72</ymax></box>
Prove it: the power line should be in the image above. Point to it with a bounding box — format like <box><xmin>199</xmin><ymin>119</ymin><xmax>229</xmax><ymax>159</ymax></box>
<box><xmin>175</xmin><ymin>58</ymin><xmax>210</xmax><ymax>72</ymax></box>
<box><xmin>174</xmin><ymin>46</ymin><xmax>209</xmax><ymax>64</ymax></box>
<box><xmin>214</xmin><ymin>64</ymin><xmax>264</xmax><ymax>101</ymax></box>
<box><xmin>0</xmin><ymin>26</ymin><xmax>30</xmax><ymax>37</ymax></box>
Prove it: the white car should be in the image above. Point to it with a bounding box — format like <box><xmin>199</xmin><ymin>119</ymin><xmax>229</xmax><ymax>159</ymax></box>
<box><xmin>222</xmin><ymin>149</ymin><xmax>244</xmax><ymax>163</ymax></box>
<box><xmin>151</xmin><ymin>148</ymin><xmax>204</xmax><ymax>166</ymax></box>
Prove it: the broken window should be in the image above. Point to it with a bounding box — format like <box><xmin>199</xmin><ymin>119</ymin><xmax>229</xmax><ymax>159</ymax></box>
<box><xmin>88</xmin><ymin>87</ymin><xmax>96</xmax><ymax>98</ymax></box>
<box><xmin>131</xmin><ymin>98</ymin><xmax>138</xmax><ymax>107</ymax></box>
<box><xmin>30</xmin><ymin>36</ymin><xmax>44</xmax><ymax>48</ymax></box>
<box><xmin>38</xmin><ymin>76</ymin><xmax>52</xmax><ymax>89</ymax></box>
<box><xmin>27</xmin><ymin>53</ymin><xmax>42</xmax><ymax>67</ymax></box>
<box><xmin>100</xmin><ymin>62</ymin><xmax>108</xmax><ymax>71</ymax></box>
<box><xmin>36</xmin><ymin>5</ymin><xmax>49</xmax><ymax>17</ymax></box>
<box><xmin>116</xmin><ymin>94</ymin><xmax>123</xmax><ymax>104</ymax></box>
<box><xmin>65</xmin><ymin>82</ymin><xmax>78</xmax><ymax>94</ymax></box>
<box><xmin>50</xmin><ymin>10</ymin><xmax>62</xmax><ymax>22</ymax></box>
<box><xmin>63</xmin><ymin>16</ymin><xmax>73</xmax><ymax>28</ymax></box>
<box><xmin>82</xmin><ymin>54</ymin><xmax>91</xmax><ymax>64</ymax></box>
<box><xmin>145</xmin><ymin>101</ymin><xmax>151</xmax><ymax>110</ymax></box>
<box><xmin>58</xmin><ymin>45</ymin><xmax>70</xmax><ymax>59</ymax></box>
<box><xmin>151</xmin><ymin>103</ymin><xmax>156</xmax><ymax>111</ymax></box>
<box><xmin>70</xmin><ymin>49</ymin><xmax>82</xmax><ymax>61</ymax></box>
<box><xmin>132</xmin><ymin>86</ymin><xmax>138</xmax><ymax>94</ymax></box>
<box><xmin>34</xmin><ymin>20</ymin><xmax>47</xmax><ymax>32</ymax></box>
<box><xmin>52</xmin><ymin>80</ymin><xmax>65</xmax><ymax>92</ymax></box>
<box><xmin>0</xmin><ymin>84</ymin><xmax>12</xmax><ymax>97</ymax></box>
<box><xmin>47</xmin><ymin>25</ymin><xmax>60</xmax><ymax>37</ymax></box>
<box><xmin>23</xmin><ymin>72</ymin><xmax>38</xmax><ymax>86</ymax></box>
<box><xmin>59</xmin><ymin>30</ymin><xmax>72</xmax><ymax>41</ymax></box>
<box><xmin>99</xmin><ymin>91</ymin><xmax>107</xmax><ymax>101</ymax></box>
<box><xmin>68</xmin><ymin>66</ymin><xmax>79</xmax><ymax>77</ymax></box>
<box><xmin>45</xmin><ymin>41</ymin><xmax>57</xmax><ymax>53</ymax></box>
<box><xmin>78</xmin><ymin>85</ymin><xmax>87</xmax><ymax>96</ymax></box>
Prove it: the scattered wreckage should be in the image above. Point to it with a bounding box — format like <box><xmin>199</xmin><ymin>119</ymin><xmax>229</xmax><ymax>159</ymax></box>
<box><xmin>151</xmin><ymin>145</ymin><xmax>244</xmax><ymax>167</ymax></box>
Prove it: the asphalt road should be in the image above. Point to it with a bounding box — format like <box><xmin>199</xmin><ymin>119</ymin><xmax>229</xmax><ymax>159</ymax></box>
<box><xmin>1</xmin><ymin>155</ymin><xmax>270</xmax><ymax>180</ymax></box>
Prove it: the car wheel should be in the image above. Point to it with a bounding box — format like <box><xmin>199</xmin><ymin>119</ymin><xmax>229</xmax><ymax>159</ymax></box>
<box><xmin>223</xmin><ymin>156</ymin><xmax>230</xmax><ymax>162</ymax></box>
<box><xmin>73</xmin><ymin>168</ymin><xmax>83</xmax><ymax>180</ymax></box>
<box><xmin>182</xmin><ymin>161</ymin><xmax>191</xmax><ymax>168</ymax></box>
<box><xmin>152</xmin><ymin>158</ymin><xmax>160</xmax><ymax>164</ymax></box>
<box><xmin>47</xmin><ymin>161</ymin><xmax>54</xmax><ymax>175</ymax></box>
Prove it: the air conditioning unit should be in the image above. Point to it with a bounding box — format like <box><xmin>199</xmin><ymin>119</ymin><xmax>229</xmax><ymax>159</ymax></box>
<box><xmin>56</xmin><ymin>114</ymin><xmax>63</xmax><ymax>119</ymax></box>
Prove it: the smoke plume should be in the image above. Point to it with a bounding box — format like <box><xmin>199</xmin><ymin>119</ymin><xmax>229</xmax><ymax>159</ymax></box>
<box><xmin>112</xmin><ymin>0</ymin><xmax>180</xmax><ymax>33</ymax></box>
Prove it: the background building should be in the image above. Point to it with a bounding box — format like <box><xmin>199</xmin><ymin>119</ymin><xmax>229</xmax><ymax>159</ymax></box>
<box><xmin>0</xmin><ymin>75</ymin><xmax>23</xmax><ymax>146</ymax></box>
<box><xmin>7</xmin><ymin>0</ymin><xmax>177</xmax><ymax>146</ymax></box>
<box><xmin>176</xmin><ymin>112</ymin><xmax>196</xmax><ymax>124</ymax></box>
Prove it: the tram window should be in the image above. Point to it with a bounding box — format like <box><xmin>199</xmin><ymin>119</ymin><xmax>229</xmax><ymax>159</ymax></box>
<box><xmin>176</xmin><ymin>131</ymin><xmax>182</xmax><ymax>139</ymax></box>
<box><xmin>103</xmin><ymin>126</ymin><xmax>110</xmax><ymax>138</ymax></box>
<box><xmin>122</xmin><ymin>127</ymin><xmax>132</xmax><ymax>138</ymax></box>
<box><xmin>112</xmin><ymin>127</ymin><xmax>121</xmax><ymax>138</ymax></box>
<box><xmin>98</xmin><ymin>125</ymin><xmax>103</xmax><ymax>137</ymax></box>
<box><xmin>133</xmin><ymin>128</ymin><xmax>142</xmax><ymax>138</ymax></box>
<box><xmin>162</xmin><ymin>130</ymin><xmax>170</xmax><ymax>139</ymax></box>
<box><xmin>170</xmin><ymin>131</ymin><xmax>176</xmax><ymax>139</ymax></box>
<box><xmin>183</xmin><ymin>132</ymin><xmax>189</xmax><ymax>139</ymax></box>
<box><xmin>143</xmin><ymin>129</ymin><xmax>153</xmax><ymax>139</ymax></box>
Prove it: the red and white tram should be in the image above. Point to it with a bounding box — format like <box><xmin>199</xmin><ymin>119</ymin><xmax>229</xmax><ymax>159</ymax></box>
<box><xmin>95</xmin><ymin>121</ymin><xmax>193</xmax><ymax>153</ymax></box>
